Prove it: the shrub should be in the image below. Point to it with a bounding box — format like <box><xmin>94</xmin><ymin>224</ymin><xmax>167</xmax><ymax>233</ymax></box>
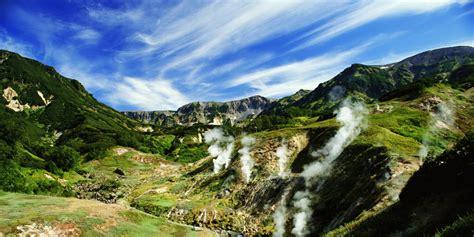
<box><xmin>0</xmin><ymin>158</ymin><xmax>32</xmax><ymax>193</ymax></box>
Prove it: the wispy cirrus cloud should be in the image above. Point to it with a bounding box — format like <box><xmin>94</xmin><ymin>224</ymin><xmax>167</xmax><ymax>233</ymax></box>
<box><xmin>73</xmin><ymin>28</ymin><xmax>101</xmax><ymax>43</ymax></box>
<box><xmin>225</xmin><ymin>41</ymin><xmax>374</xmax><ymax>98</ymax></box>
<box><xmin>2</xmin><ymin>0</ymin><xmax>471</xmax><ymax>111</ymax></box>
<box><xmin>292</xmin><ymin>0</ymin><xmax>468</xmax><ymax>51</ymax></box>
<box><xmin>106</xmin><ymin>77</ymin><xmax>190</xmax><ymax>111</ymax></box>
<box><xmin>0</xmin><ymin>30</ymin><xmax>34</xmax><ymax>58</ymax></box>
<box><xmin>225</xmin><ymin>33</ymin><xmax>399</xmax><ymax>98</ymax></box>
<box><xmin>116</xmin><ymin>1</ymin><xmax>348</xmax><ymax>70</ymax></box>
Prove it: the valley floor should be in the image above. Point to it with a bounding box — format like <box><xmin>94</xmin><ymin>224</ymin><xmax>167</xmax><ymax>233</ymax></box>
<box><xmin>0</xmin><ymin>192</ymin><xmax>216</xmax><ymax>237</ymax></box>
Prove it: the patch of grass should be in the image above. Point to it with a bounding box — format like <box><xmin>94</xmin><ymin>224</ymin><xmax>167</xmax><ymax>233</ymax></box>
<box><xmin>356</xmin><ymin>125</ymin><xmax>420</xmax><ymax>159</ymax></box>
<box><xmin>435</xmin><ymin>212</ymin><xmax>474</xmax><ymax>237</ymax></box>
<box><xmin>0</xmin><ymin>192</ymin><xmax>211</xmax><ymax>236</ymax></box>
<box><xmin>132</xmin><ymin>194</ymin><xmax>177</xmax><ymax>216</ymax></box>
<box><xmin>369</xmin><ymin>104</ymin><xmax>428</xmax><ymax>143</ymax></box>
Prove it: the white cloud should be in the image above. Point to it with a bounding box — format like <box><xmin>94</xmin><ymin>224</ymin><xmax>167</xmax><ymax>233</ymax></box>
<box><xmin>225</xmin><ymin>39</ymin><xmax>379</xmax><ymax>98</ymax></box>
<box><xmin>4</xmin><ymin>1</ymin><xmax>467</xmax><ymax>111</ymax></box>
<box><xmin>75</xmin><ymin>1</ymin><xmax>467</xmax><ymax>109</ymax></box>
<box><xmin>119</xmin><ymin>1</ymin><xmax>347</xmax><ymax>70</ymax></box>
<box><xmin>87</xmin><ymin>6</ymin><xmax>145</xmax><ymax>26</ymax></box>
<box><xmin>106</xmin><ymin>77</ymin><xmax>190</xmax><ymax>111</ymax></box>
<box><xmin>293</xmin><ymin>0</ymin><xmax>466</xmax><ymax>50</ymax></box>
<box><xmin>0</xmin><ymin>31</ymin><xmax>34</xmax><ymax>58</ymax></box>
<box><xmin>57</xmin><ymin>63</ymin><xmax>110</xmax><ymax>91</ymax></box>
<box><xmin>73</xmin><ymin>28</ymin><xmax>101</xmax><ymax>43</ymax></box>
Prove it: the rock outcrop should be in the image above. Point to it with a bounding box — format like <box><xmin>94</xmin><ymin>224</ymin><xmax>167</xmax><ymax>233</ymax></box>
<box><xmin>124</xmin><ymin>95</ymin><xmax>274</xmax><ymax>126</ymax></box>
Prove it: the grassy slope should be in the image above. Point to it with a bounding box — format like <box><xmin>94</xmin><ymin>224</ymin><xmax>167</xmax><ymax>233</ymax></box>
<box><xmin>1</xmin><ymin>48</ymin><xmax>472</xmax><ymax>236</ymax></box>
<box><xmin>0</xmin><ymin>50</ymin><xmax>160</xmax><ymax>196</ymax></box>
<box><xmin>0</xmin><ymin>192</ymin><xmax>213</xmax><ymax>237</ymax></box>
<box><xmin>331</xmin><ymin>132</ymin><xmax>474</xmax><ymax>237</ymax></box>
<box><xmin>127</xmin><ymin>82</ymin><xmax>471</xmax><ymax>235</ymax></box>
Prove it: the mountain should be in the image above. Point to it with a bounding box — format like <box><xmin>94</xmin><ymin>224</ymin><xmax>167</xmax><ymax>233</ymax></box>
<box><xmin>250</xmin><ymin>46</ymin><xmax>474</xmax><ymax>131</ymax></box>
<box><xmin>0</xmin><ymin>50</ymin><xmax>151</xmax><ymax>194</ymax></box>
<box><xmin>119</xmin><ymin>46</ymin><xmax>473</xmax><ymax>236</ymax></box>
<box><xmin>124</xmin><ymin>95</ymin><xmax>274</xmax><ymax>126</ymax></box>
<box><xmin>348</xmin><ymin>132</ymin><xmax>474</xmax><ymax>236</ymax></box>
<box><xmin>1</xmin><ymin>46</ymin><xmax>473</xmax><ymax>237</ymax></box>
<box><xmin>275</xmin><ymin>89</ymin><xmax>311</xmax><ymax>106</ymax></box>
<box><xmin>296</xmin><ymin>46</ymin><xmax>474</xmax><ymax>108</ymax></box>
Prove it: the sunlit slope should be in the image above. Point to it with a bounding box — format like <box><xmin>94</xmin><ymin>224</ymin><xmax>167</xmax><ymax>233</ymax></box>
<box><xmin>0</xmin><ymin>192</ymin><xmax>214</xmax><ymax>236</ymax></box>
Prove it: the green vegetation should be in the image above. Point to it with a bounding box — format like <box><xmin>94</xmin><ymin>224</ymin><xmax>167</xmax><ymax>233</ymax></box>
<box><xmin>336</xmin><ymin>132</ymin><xmax>474</xmax><ymax>236</ymax></box>
<box><xmin>0</xmin><ymin>50</ymin><xmax>169</xmax><ymax>195</ymax></box>
<box><xmin>449</xmin><ymin>63</ymin><xmax>474</xmax><ymax>89</ymax></box>
<box><xmin>1</xmin><ymin>47</ymin><xmax>473</xmax><ymax>236</ymax></box>
<box><xmin>0</xmin><ymin>192</ymin><xmax>211</xmax><ymax>236</ymax></box>
<box><xmin>435</xmin><ymin>212</ymin><xmax>474</xmax><ymax>237</ymax></box>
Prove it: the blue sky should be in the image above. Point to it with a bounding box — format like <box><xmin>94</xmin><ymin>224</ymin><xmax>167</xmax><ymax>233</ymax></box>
<box><xmin>1</xmin><ymin>0</ymin><xmax>473</xmax><ymax>111</ymax></box>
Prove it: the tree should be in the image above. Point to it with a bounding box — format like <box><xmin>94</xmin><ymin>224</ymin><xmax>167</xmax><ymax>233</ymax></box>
<box><xmin>45</xmin><ymin>146</ymin><xmax>81</xmax><ymax>172</ymax></box>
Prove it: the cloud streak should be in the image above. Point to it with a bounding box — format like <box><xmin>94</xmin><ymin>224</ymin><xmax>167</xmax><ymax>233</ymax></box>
<box><xmin>293</xmin><ymin>0</ymin><xmax>467</xmax><ymax>50</ymax></box>
<box><xmin>2</xmin><ymin>0</ymin><xmax>469</xmax><ymax>110</ymax></box>
<box><xmin>106</xmin><ymin>77</ymin><xmax>190</xmax><ymax>111</ymax></box>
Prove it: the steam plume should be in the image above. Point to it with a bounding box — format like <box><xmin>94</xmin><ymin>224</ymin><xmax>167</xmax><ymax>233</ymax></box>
<box><xmin>418</xmin><ymin>102</ymin><xmax>454</xmax><ymax>160</ymax></box>
<box><xmin>291</xmin><ymin>190</ymin><xmax>312</xmax><ymax>237</ymax></box>
<box><xmin>273</xmin><ymin>190</ymin><xmax>290</xmax><ymax>237</ymax></box>
<box><xmin>204</xmin><ymin>128</ymin><xmax>235</xmax><ymax>173</ymax></box>
<box><xmin>238</xmin><ymin>136</ymin><xmax>256</xmax><ymax>183</ymax></box>
<box><xmin>291</xmin><ymin>98</ymin><xmax>368</xmax><ymax>236</ymax></box>
<box><xmin>302</xmin><ymin>99</ymin><xmax>367</xmax><ymax>183</ymax></box>
<box><xmin>276</xmin><ymin>140</ymin><xmax>290</xmax><ymax>178</ymax></box>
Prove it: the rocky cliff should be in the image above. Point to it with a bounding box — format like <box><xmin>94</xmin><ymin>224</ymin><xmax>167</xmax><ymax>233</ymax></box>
<box><xmin>124</xmin><ymin>95</ymin><xmax>274</xmax><ymax>126</ymax></box>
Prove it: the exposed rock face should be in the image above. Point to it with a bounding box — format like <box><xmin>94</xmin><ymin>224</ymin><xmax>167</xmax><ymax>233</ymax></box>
<box><xmin>124</xmin><ymin>95</ymin><xmax>274</xmax><ymax>126</ymax></box>
<box><xmin>2</xmin><ymin>87</ymin><xmax>52</xmax><ymax>112</ymax></box>
<box><xmin>37</xmin><ymin>90</ymin><xmax>53</xmax><ymax>105</ymax></box>
<box><xmin>0</xmin><ymin>51</ymin><xmax>9</xmax><ymax>64</ymax></box>
<box><xmin>3</xmin><ymin>86</ymin><xmax>28</xmax><ymax>112</ymax></box>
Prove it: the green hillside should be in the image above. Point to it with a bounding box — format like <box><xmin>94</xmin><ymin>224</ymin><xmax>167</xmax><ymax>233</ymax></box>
<box><xmin>252</xmin><ymin>46</ymin><xmax>474</xmax><ymax>131</ymax></box>
<box><xmin>0</xmin><ymin>50</ymin><xmax>155</xmax><ymax>195</ymax></box>
<box><xmin>0</xmin><ymin>47</ymin><xmax>473</xmax><ymax>236</ymax></box>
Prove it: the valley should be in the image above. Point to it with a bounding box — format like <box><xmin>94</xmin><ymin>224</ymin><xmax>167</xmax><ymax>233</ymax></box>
<box><xmin>0</xmin><ymin>46</ymin><xmax>473</xmax><ymax>236</ymax></box>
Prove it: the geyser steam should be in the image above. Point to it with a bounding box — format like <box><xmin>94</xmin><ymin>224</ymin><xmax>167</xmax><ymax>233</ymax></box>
<box><xmin>302</xmin><ymin>99</ymin><xmax>368</xmax><ymax>183</ymax></box>
<box><xmin>291</xmin><ymin>98</ymin><xmax>368</xmax><ymax>236</ymax></box>
<box><xmin>238</xmin><ymin>136</ymin><xmax>256</xmax><ymax>183</ymax></box>
<box><xmin>204</xmin><ymin>128</ymin><xmax>235</xmax><ymax>173</ymax></box>
<box><xmin>273</xmin><ymin>190</ymin><xmax>290</xmax><ymax>237</ymax></box>
<box><xmin>272</xmin><ymin>141</ymin><xmax>292</xmax><ymax>236</ymax></box>
<box><xmin>291</xmin><ymin>190</ymin><xmax>312</xmax><ymax>237</ymax></box>
<box><xmin>276</xmin><ymin>140</ymin><xmax>290</xmax><ymax>178</ymax></box>
<box><xmin>418</xmin><ymin>101</ymin><xmax>454</xmax><ymax>160</ymax></box>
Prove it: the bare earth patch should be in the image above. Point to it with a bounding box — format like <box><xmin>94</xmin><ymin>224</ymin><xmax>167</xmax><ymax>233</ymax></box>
<box><xmin>16</xmin><ymin>222</ymin><xmax>81</xmax><ymax>237</ymax></box>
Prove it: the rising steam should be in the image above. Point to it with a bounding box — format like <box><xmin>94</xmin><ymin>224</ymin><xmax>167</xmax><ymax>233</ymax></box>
<box><xmin>204</xmin><ymin>128</ymin><xmax>235</xmax><ymax>173</ymax></box>
<box><xmin>302</xmin><ymin>99</ymin><xmax>368</xmax><ymax>183</ymax></box>
<box><xmin>272</xmin><ymin>141</ymin><xmax>292</xmax><ymax>236</ymax></box>
<box><xmin>276</xmin><ymin>140</ymin><xmax>290</xmax><ymax>178</ymax></box>
<box><xmin>291</xmin><ymin>98</ymin><xmax>368</xmax><ymax>236</ymax></box>
<box><xmin>418</xmin><ymin>101</ymin><xmax>454</xmax><ymax>160</ymax></box>
<box><xmin>238</xmin><ymin>136</ymin><xmax>256</xmax><ymax>183</ymax></box>
<box><xmin>273</xmin><ymin>189</ymin><xmax>290</xmax><ymax>237</ymax></box>
<box><xmin>291</xmin><ymin>190</ymin><xmax>312</xmax><ymax>237</ymax></box>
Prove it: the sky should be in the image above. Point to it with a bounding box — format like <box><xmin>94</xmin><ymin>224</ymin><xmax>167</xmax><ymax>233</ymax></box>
<box><xmin>1</xmin><ymin>0</ymin><xmax>473</xmax><ymax>111</ymax></box>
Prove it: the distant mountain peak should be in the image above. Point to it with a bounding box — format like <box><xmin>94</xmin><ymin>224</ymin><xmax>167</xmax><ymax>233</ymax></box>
<box><xmin>124</xmin><ymin>95</ymin><xmax>273</xmax><ymax>126</ymax></box>
<box><xmin>395</xmin><ymin>46</ymin><xmax>474</xmax><ymax>67</ymax></box>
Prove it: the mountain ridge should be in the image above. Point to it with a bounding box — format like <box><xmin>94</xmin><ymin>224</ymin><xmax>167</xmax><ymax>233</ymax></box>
<box><xmin>124</xmin><ymin>95</ymin><xmax>274</xmax><ymax>126</ymax></box>
<box><xmin>123</xmin><ymin>46</ymin><xmax>474</xmax><ymax>130</ymax></box>
<box><xmin>0</xmin><ymin>46</ymin><xmax>473</xmax><ymax>236</ymax></box>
